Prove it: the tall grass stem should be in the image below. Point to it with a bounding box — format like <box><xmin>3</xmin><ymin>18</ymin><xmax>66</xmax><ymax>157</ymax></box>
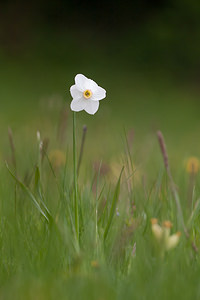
<box><xmin>156</xmin><ymin>131</ymin><xmax>198</xmax><ymax>253</ymax></box>
<box><xmin>157</xmin><ymin>131</ymin><xmax>186</xmax><ymax>231</ymax></box>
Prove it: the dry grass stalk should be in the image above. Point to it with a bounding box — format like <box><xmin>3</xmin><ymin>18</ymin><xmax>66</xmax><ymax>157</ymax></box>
<box><xmin>8</xmin><ymin>127</ymin><xmax>17</xmax><ymax>171</ymax></box>
<box><xmin>157</xmin><ymin>130</ymin><xmax>198</xmax><ymax>252</ymax></box>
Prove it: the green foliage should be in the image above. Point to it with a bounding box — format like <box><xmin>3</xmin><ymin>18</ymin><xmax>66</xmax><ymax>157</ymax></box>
<box><xmin>1</xmin><ymin>115</ymin><xmax>200</xmax><ymax>300</ymax></box>
<box><xmin>1</xmin><ymin>49</ymin><xmax>200</xmax><ymax>299</ymax></box>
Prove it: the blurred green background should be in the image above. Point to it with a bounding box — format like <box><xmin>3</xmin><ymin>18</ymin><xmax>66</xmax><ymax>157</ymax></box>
<box><xmin>1</xmin><ymin>3</ymin><xmax>200</xmax><ymax>299</ymax></box>
<box><xmin>0</xmin><ymin>0</ymin><xmax>200</xmax><ymax>172</ymax></box>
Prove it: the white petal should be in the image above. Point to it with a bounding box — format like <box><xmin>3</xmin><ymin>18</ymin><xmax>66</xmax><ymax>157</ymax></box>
<box><xmin>75</xmin><ymin>74</ymin><xmax>88</xmax><ymax>91</ymax></box>
<box><xmin>85</xmin><ymin>79</ymin><xmax>98</xmax><ymax>92</ymax></box>
<box><xmin>70</xmin><ymin>98</ymin><xmax>86</xmax><ymax>112</ymax></box>
<box><xmin>75</xmin><ymin>74</ymin><xmax>99</xmax><ymax>92</ymax></box>
<box><xmin>91</xmin><ymin>86</ymin><xmax>106</xmax><ymax>101</ymax></box>
<box><xmin>70</xmin><ymin>85</ymin><xmax>82</xmax><ymax>99</ymax></box>
<box><xmin>84</xmin><ymin>100</ymin><xmax>99</xmax><ymax>115</ymax></box>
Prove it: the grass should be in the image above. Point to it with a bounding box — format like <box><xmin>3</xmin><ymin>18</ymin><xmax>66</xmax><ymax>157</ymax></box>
<box><xmin>1</xmin><ymin>41</ymin><xmax>200</xmax><ymax>299</ymax></box>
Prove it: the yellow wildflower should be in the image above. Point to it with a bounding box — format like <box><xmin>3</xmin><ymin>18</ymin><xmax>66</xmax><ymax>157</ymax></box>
<box><xmin>49</xmin><ymin>150</ymin><xmax>66</xmax><ymax>169</ymax></box>
<box><xmin>151</xmin><ymin>218</ymin><xmax>163</xmax><ymax>241</ymax></box>
<box><xmin>165</xmin><ymin>232</ymin><xmax>181</xmax><ymax>251</ymax></box>
<box><xmin>91</xmin><ymin>260</ymin><xmax>99</xmax><ymax>268</ymax></box>
<box><xmin>151</xmin><ymin>218</ymin><xmax>181</xmax><ymax>254</ymax></box>
<box><xmin>186</xmin><ymin>157</ymin><xmax>199</xmax><ymax>174</ymax></box>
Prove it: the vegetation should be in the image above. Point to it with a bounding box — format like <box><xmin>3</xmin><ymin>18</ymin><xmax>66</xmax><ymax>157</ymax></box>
<box><xmin>1</xmin><ymin>36</ymin><xmax>200</xmax><ymax>299</ymax></box>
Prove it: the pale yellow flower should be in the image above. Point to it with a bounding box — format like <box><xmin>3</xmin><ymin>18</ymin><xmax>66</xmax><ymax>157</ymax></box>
<box><xmin>151</xmin><ymin>218</ymin><xmax>163</xmax><ymax>241</ymax></box>
<box><xmin>91</xmin><ymin>260</ymin><xmax>99</xmax><ymax>268</ymax></box>
<box><xmin>165</xmin><ymin>232</ymin><xmax>181</xmax><ymax>251</ymax></box>
<box><xmin>186</xmin><ymin>157</ymin><xmax>199</xmax><ymax>174</ymax></box>
<box><xmin>110</xmin><ymin>156</ymin><xmax>140</xmax><ymax>185</ymax></box>
<box><xmin>151</xmin><ymin>218</ymin><xmax>181</xmax><ymax>254</ymax></box>
<box><xmin>49</xmin><ymin>150</ymin><xmax>66</xmax><ymax>168</ymax></box>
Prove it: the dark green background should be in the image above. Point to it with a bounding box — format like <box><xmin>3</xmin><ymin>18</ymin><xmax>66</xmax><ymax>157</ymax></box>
<box><xmin>0</xmin><ymin>0</ymin><xmax>200</xmax><ymax>168</ymax></box>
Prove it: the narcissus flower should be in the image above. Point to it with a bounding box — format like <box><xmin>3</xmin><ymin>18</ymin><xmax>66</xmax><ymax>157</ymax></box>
<box><xmin>70</xmin><ymin>74</ymin><xmax>106</xmax><ymax>115</ymax></box>
<box><xmin>151</xmin><ymin>218</ymin><xmax>181</xmax><ymax>255</ymax></box>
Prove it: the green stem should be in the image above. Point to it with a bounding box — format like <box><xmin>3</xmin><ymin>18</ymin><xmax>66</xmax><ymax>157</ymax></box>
<box><xmin>95</xmin><ymin>161</ymin><xmax>102</xmax><ymax>256</ymax></box>
<box><xmin>73</xmin><ymin>112</ymin><xmax>79</xmax><ymax>243</ymax></box>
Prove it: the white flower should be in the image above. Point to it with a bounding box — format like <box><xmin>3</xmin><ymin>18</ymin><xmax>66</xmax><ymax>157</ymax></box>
<box><xmin>70</xmin><ymin>74</ymin><xmax>106</xmax><ymax>115</ymax></box>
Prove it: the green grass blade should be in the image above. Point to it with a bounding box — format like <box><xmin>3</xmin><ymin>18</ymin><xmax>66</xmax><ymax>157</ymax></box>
<box><xmin>188</xmin><ymin>198</ymin><xmax>200</xmax><ymax>228</ymax></box>
<box><xmin>34</xmin><ymin>165</ymin><xmax>51</xmax><ymax>216</ymax></box>
<box><xmin>104</xmin><ymin>167</ymin><xmax>124</xmax><ymax>241</ymax></box>
<box><xmin>6</xmin><ymin>162</ymin><xmax>49</xmax><ymax>221</ymax></box>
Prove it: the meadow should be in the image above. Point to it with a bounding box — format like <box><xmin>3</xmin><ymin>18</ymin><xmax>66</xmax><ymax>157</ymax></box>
<box><xmin>1</xmin><ymin>36</ymin><xmax>200</xmax><ymax>299</ymax></box>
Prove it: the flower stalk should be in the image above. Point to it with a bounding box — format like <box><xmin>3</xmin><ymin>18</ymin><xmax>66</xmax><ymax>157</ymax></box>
<box><xmin>73</xmin><ymin>111</ymin><xmax>79</xmax><ymax>243</ymax></box>
<box><xmin>69</xmin><ymin>74</ymin><xmax>106</xmax><ymax>247</ymax></box>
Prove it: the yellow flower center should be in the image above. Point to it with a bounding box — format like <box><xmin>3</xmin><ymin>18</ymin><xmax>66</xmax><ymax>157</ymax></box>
<box><xmin>83</xmin><ymin>89</ymin><xmax>92</xmax><ymax>99</ymax></box>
